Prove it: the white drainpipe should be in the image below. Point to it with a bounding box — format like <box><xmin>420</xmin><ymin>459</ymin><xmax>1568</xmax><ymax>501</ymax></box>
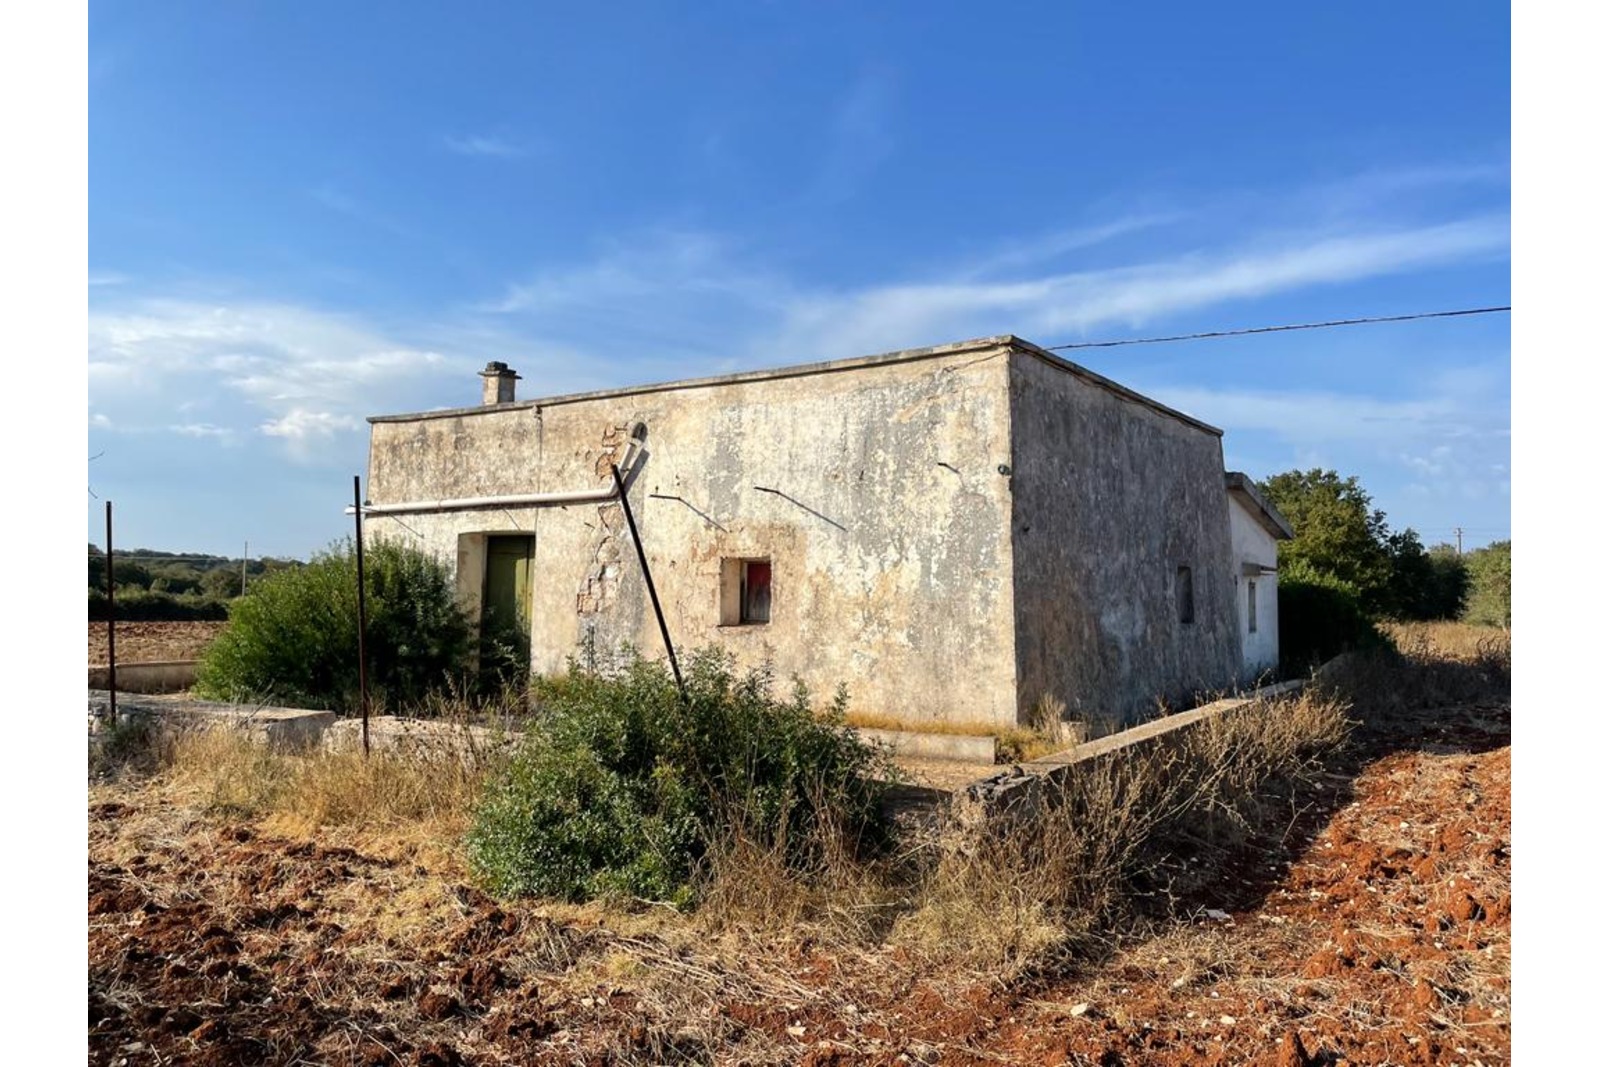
<box><xmin>350</xmin><ymin>435</ymin><xmax>644</xmax><ymax>517</ymax></box>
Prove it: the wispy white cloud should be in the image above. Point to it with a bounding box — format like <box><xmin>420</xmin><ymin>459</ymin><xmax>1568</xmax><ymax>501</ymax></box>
<box><xmin>260</xmin><ymin>409</ymin><xmax>360</xmax><ymax>447</ymax></box>
<box><xmin>169</xmin><ymin>422</ymin><xmax>234</xmax><ymax>440</ymax></box>
<box><xmin>1142</xmin><ymin>366</ymin><xmax>1510</xmax><ymax>514</ymax></box>
<box><xmin>442</xmin><ymin>133</ymin><xmax>531</xmax><ymax>159</ymax></box>
<box><xmin>796</xmin><ymin>216</ymin><xmax>1508</xmax><ymax>358</ymax></box>
<box><xmin>480</xmin><ymin>212</ymin><xmax>1507</xmax><ymax>367</ymax></box>
<box><xmin>1298</xmin><ymin>160</ymin><xmax>1510</xmax><ymax>218</ymax></box>
<box><xmin>88</xmin><ymin>300</ymin><xmax>466</xmax><ymax>461</ymax></box>
<box><xmin>89</xmin><ymin>272</ymin><xmax>129</xmax><ymax>287</ymax></box>
<box><xmin>962</xmin><ymin>215</ymin><xmax>1186</xmax><ymax>279</ymax></box>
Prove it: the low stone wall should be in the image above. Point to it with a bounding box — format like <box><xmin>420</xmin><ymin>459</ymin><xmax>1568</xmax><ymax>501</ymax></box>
<box><xmin>856</xmin><ymin>727</ymin><xmax>997</xmax><ymax>764</ymax></box>
<box><xmin>87</xmin><ymin>693</ymin><xmax>526</xmax><ymax>764</ymax></box>
<box><xmin>87</xmin><ymin>661</ymin><xmax>198</xmax><ymax>694</ymax></box>
<box><xmin>965</xmin><ymin>680</ymin><xmax>1306</xmax><ymax>815</ymax></box>
<box><xmin>88</xmin><ymin>692</ymin><xmax>335</xmax><ymax>751</ymax></box>
<box><xmin>321</xmin><ymin>717</ymin><xmax>521</xmax><ymax>762</ymax></box>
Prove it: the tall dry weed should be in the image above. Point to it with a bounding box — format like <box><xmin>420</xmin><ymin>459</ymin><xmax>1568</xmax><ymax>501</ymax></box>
<box><xmin>892</xmin><ymin>686</ymin><xmax>1352</xmax><ymax>971</ymax></box>
<box><xmin>693</xmin><ymin>795</ymin><xmax>904</xmax><ymax>945</ymax></box>
<box><xmin>165</xmin><ymin>723</ymin><xmax>502</xmax><ymax>835</ymax></box>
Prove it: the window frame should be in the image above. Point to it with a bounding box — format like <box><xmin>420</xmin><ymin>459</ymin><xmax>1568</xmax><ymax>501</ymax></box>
<box><xmin>719</xmin><ymin>556</ymin><xmax>773</xmax><ymax>626</ymax></box>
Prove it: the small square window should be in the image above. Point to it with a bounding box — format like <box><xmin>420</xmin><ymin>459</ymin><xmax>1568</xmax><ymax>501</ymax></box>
<box><xmin>1176</xmin><ymin>566</ymin><xmax>1195</xmax><ymax>624</ymax></box>
<box><xmin>720</xmin><ymin>558</ymin><xmax>771</xmax><ymax>625</ymax></box>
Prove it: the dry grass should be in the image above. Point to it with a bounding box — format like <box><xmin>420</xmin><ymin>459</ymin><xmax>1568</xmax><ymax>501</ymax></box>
<box><xmin>1326</xmin><ymin>620</ymin><xmax>1511</xmax><ymax>715</ymax></box>
<box><xmin>893</xmin><ymin>686</ymin><xmax>1353</xmax><ymax>971</ymax></box>
<box><xmin>95</xmin><ymin>675</ymin><xmax>1353</xmax><ymax>988</ymax></box>
<box><xmin>114</xmin><ymin>682</ymin><xmax>1352</xmax><ymax>982</ymax></box>
<box><xmin>90</xmin><ymin>635</ymin><xmax>1509</xmax><ymax>1066</ymax></box>
<box><xmin>1380</xmin><ymin>619</ymin><xmax>1510</xmax><ymax>658</ymax></box>
<box><xmin>842</xmin><ymin>709</ymin><xmax>1000</xmax><ymax>738</ymax></box>
<box><xmin>693</xmin><ymin>805</ymin><xmax>911</xmax><ymax>948</ymax></box>
<box><xmin>163</xmin><ymin>723</ymin><xmax>503</xmax><ymax>839</ymax></box>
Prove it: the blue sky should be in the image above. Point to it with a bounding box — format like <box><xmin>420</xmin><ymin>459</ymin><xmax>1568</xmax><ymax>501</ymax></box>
<box><xmin>87</xmin><ymin>2</ymin><xmax>1510</xmax><ymax>558</ymax></box>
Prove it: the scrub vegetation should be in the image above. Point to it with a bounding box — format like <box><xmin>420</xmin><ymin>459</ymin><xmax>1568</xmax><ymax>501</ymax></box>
<box><xmin>193</xmin><ymin>539</ymin><xmax>472</xmax><ymax>713</ymax></box>
<box><xmin>89</xmin><ymin>628</ymin><xmax>1510</xmax><ymax>1064</ymax></box>
<box><xmin>467</xmin><ymin>649</ymin><xmax>895</xmax><ymax>907</ymax></box>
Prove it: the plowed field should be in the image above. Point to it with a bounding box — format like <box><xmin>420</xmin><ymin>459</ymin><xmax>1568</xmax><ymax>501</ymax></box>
<box><xmin>89</xmin><ymin>621</ymin><xmax>226</xmax><ymax>664</ymax></box>
<box><xmin>87</xmin><ymin>696</ymin><xmax>1509</xmax><ymax>1066</ymax></box>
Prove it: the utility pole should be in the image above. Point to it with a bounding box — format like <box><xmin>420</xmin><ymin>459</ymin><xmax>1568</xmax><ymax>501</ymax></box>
<box><xmin>1454</xmin><ymin>527</ymin><xmax>1463</xmax><ymax>555</ymax></box>
<box><xmin>106</xmin><ymin>501</ymin><xmax>116</xmax><ymax>727</ymax></box>
<box><xmin>241</xmin><ymin>541</ymin><xmax>249</xmax><ymax>594</ymax></box>
<box><xmin>353</xmin><ymin>477</ymin><xmax>371</xmax><ymax>757</ymax></box>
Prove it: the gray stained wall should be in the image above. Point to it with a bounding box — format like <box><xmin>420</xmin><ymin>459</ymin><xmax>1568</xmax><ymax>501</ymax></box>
<box><xmin>366</xmin><ymin>336</ymin><xmax>1246</xmax><ymax>731</ymax></box>
<box><xmin>365</xmin><ymin>340</ymin><xmax>1023</xmax><ymax>728</ymax></box>
<box><xmin>1007</xmin><ymin>347</ymin><xmax>1242</xmax><ymax>725</ymax></box>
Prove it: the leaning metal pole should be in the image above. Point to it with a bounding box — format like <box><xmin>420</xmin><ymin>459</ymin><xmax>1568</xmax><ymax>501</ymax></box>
<box><xmin>611</xmin><ymin>463</ymin><xmax>685</xmax><ymax>698</ymax></box>
<box><xmin>353</xmin><ymin>476</ymin><xmax>371</xmax><ymax>757</ymax></box>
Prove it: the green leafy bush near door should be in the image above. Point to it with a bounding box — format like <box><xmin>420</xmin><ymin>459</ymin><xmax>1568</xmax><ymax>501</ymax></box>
<box><xmin>194</xmin><ymin>539</ymin><xmax>472</xmax><ymax>713</ymax></box>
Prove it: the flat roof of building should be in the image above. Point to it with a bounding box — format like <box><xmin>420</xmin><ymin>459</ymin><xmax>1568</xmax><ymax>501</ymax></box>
<box><xmin>369</xmin><ymin>334</ymin><xmax>1224</xmax><ymax>437</ymax></box>
<box><xmin>1225</xmin><ymin>472</ymin><xmax>1295</xmax><ymax>541</ymax></box>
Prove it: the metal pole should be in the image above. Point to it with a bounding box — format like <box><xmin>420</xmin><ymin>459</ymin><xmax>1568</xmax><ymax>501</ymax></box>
<box><xmin>105</xmin><ymin>500</ymin><xmax>116</xmax><ymax>727</ymax></box>
<box><xmin>611</xmin><ymin>464</ymin><xmax>685</xmax><ymax>698</ymax></box>
<box><xmin>354</xmin><ymin>476</ymin><xmax>370</xmax><ymax>757</ymax></box>
<box><xmin>241</xmin><ymin>540</ymin><xmax>249</xmax><ymax>594</ymax></box>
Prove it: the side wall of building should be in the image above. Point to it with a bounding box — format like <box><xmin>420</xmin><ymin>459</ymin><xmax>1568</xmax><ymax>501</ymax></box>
<box><xmin>366</xmin><ymin>346</ymin><xmax>1023</xmax><ymax>728</ymax></box>
<box><xmin>1228</xmin><ymin>496</ymin><xmax>1281</xmax><ymax>678</ymax></box>
<box><xmin>1008</xmin><ymin>352</ymin><xmax>1242</xmax><ymax>725</ymax></box>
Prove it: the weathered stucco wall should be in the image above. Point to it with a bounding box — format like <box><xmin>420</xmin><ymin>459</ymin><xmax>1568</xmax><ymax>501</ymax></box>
<box><xmin>1007</xmin><ymin>348</ymin><xmax>1242</xmax><ymax>724</ymax></box>
<box><xmin>365</xmin><ymin>341</ymin><xmax>1022</xmax><ymax>728</ymax></box>
<box><xmin>1228</xmin><ymin>495</ymin><xmax>1281</xmax><ymax>678</ymax></box>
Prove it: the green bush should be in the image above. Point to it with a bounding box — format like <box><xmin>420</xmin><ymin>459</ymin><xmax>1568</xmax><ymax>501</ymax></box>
<box><xmin>1464</xmin><ymin>540</ymin><xmax>1511</xmax><ymax>628</ymax></box>
<box><xmin>467</xmin><ymin>648</ymin><xmax>895</xmax><ymax>907</ymax></box>
<box><xmin>1278</xmin><ymin>563</ymin><xmax>1393</xmax><ymax>675</ymax></box>
<box><xmin>194</xmin><ymin>539</ymin><xmax>472</xmax><ymax>713</ymax></box>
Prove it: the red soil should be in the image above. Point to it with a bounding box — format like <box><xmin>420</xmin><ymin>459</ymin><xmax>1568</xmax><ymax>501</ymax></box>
<box><xmin>87</xmin><ymin>698</ymin><xmax>1509</xmax><ymax>1066</ymax></box>
<box><xmin>89</xmin><ymin>621</ymin><xmax>226</xmax><ymax>665</ymax></box>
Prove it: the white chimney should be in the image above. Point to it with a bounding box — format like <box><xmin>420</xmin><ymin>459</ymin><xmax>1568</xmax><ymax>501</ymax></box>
<box><xmin>478</xmin><ymin>361</ymin><xmax>521</xmax><ymax>405</ymax></box>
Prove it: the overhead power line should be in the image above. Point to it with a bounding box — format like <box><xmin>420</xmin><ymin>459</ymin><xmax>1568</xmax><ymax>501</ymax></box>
<box><xmin>1044</xmin><ymin>306</ymin><xmax>1510</xmax><ymax>353</ymax></box>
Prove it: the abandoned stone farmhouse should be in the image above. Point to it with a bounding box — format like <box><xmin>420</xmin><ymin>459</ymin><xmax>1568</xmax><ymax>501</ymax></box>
<box><xmin>361</xmin><ymin>335</ymin><xmax>1291</xmax><ymax>729</ymax></box>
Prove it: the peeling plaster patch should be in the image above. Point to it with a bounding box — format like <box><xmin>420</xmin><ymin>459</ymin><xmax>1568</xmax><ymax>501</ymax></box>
<box><xmin>577</xmin><ymin>502</ymin><xmax>625</xmax><ymax>615</ymax></box>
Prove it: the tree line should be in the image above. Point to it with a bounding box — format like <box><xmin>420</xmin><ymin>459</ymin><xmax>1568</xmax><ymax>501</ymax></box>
<box><xmin>1257</xmin><ymin>469</ymin><xmax>1509</xmax><ymax>669</ymax></box>
<box><xmin>88</xmin><ymin>545</ymin><xmax>303</xmax><ymax>620</ymax></box>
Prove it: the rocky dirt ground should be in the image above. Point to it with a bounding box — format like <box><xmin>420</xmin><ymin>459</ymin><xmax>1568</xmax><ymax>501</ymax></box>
<box><xmin>90</xmin><ymin>621</ymin><xmax>227</xmax><ymax>664</ymax></box>
<box><xmin>88</xmin><ymin>694</ymin><xmax>1509</xmax><ymax>1066</ymax></box>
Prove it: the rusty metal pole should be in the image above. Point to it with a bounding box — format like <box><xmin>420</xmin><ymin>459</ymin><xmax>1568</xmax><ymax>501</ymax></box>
<box><xmin>105</xmin><ymin>500</ymin><xmax>116</xmax><ymax>728</ymax></box>
<box><xmin>611</xmin><ymin>464</ymin><xmax>685</xmax><ymax>699</ymax></box>
<box><xmin>354</xmin><ymin>476</ymin><xmax>370</xmax><ymax>757</ymax></box>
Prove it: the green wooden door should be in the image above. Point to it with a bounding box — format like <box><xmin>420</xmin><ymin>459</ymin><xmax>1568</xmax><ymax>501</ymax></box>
<box><xmin>483</xmin><ymin>535</ymin><xmax>535</xmax><ymax>638</ymax></box>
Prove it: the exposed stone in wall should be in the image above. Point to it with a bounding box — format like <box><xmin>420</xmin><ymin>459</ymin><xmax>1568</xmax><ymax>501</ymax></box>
<box><xmin>590</xmin><ymin>423</ymin><xmax>635</xmax><ymax>480</ymax></box>
<box><xmin>576</xmin><ymin>502</ymin><xmax>625</xmax><ymax>615</ymax></box>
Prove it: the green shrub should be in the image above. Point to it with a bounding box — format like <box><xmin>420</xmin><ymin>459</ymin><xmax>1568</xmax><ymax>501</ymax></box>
<box><xmin>467</xmin><ymin>648</ymin><xmax>895</xmax><ymax>907</ymax></box>
<box><xmin>194</xmin><ymin>539</ymin><xmax>472</xmax><ymax>713</ymax></box>
<box><xmin>1278</xmin><ymin>562</ymin><xmax>1393</xmax><ymax>674</ymax></box>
